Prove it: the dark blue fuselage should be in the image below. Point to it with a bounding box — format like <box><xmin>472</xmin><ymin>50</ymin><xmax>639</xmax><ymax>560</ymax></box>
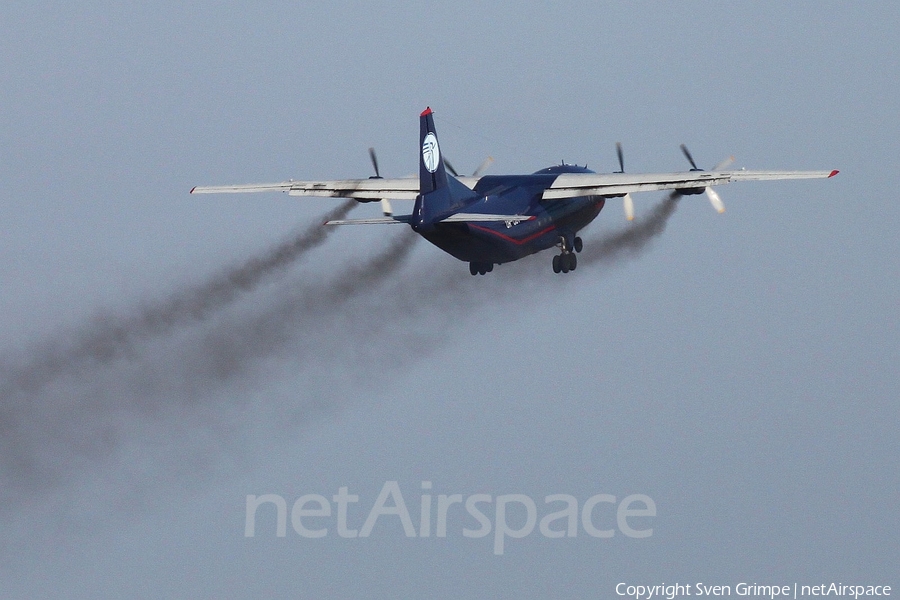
<box><xmin>415</xmin><ymin>165</ymin><xmax>605</xmax><ymax>264</ymax></box>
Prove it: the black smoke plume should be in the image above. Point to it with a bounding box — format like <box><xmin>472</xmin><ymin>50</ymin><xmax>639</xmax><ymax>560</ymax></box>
<box><xmin>0</xmin><ymin>193</ymin><xmax>679</xmax><ymax>496</ymax></box>
<box><xmin>581</xmin><ymin>193</ymin><xmax>680</xmax><ymax>266</ymax></box>
<box><xmin>0</xmin><ymin>226</ymin><xmax>417</xmax><ymax>494</ymax></box>
<box><xmin>0</xmin><ymin>200</ymin><xmax>356</xmax><ymax>398</ymax></box>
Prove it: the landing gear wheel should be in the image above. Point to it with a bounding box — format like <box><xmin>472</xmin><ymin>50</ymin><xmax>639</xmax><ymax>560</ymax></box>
<box><xmin>560</xmin><ymin>255</ymin><xmax>570</xmax><ymax>273</ymax></box>
<box><xmin>470</xmin><ymin>261</ymin><xmax>494</xmax><ymax>275</ymax></box>
<box><xmin>574</xmin><ymin>237</ymin><xmax>583</xmax><ymax>253</ymax></box>
<box><xmin>568</xmin><ymin>252</ymin><xmax>577</xmax><ymax>271</ymax></box>
<box><xmin>552</xmin><ymin>255</ymin><xmax>561</xmax><ymax>273</ymax></box>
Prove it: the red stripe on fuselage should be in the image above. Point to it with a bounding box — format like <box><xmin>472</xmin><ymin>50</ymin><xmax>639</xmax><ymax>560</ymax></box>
<box><xmin>468</xmin><ymin>222</ymin><xmax>557</xmax><ymax>245</ymax></box>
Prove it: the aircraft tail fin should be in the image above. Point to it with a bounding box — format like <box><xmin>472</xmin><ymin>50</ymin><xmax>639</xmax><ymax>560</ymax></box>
<box><xmin>418</xmin><ymin>107</ymin><xmax>450</xmax><ymax>195</ymax></box>
<box><xmin>412</xmin><ymin>107</ymin><xmax>475</xmax><ymax>229</ymax></box>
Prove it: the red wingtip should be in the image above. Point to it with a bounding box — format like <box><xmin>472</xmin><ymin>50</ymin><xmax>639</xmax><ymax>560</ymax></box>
<box><xmin>828</xmin><ymin>170</ymin><xmax>839</xmax><ymax>178</ymax></box>
<box><xmin>420</xmin><ymin>106</ymin><xmax>432</xmax><ymax>117</ymax></box>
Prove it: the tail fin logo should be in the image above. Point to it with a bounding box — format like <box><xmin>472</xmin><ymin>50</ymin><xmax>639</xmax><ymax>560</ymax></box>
<box><xmin>422</xmin><ymin>132</ymin><xmax>440</xmax><ymax>173</ymax></box>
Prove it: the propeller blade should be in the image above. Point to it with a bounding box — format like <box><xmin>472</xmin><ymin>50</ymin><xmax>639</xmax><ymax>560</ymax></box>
<box><xmin>368</xmin><ymin>147</ymin><xmax>381</xmax><ymax>178</ymax></box>
<box><xmin>472</xmin><ymin>156</ymin><xmax>494</xmax><ymax>177</ymax></box>
<box><xmin>613</xmin><ymin>143</ymin><xmax>634</xmax><ymax>219</ymax></box>
<box><xmin>680</xmin><ymin>144</ymin><xmax>700</xmax><ymax>170</ymax></box>
<box><xmin>706</xmin><ymin>187</ymin><xmax>725</xmax><ymax>213</ymax></box>
<box><xmin>444</xmin><ymin>158</ymin><xmax>459</xmax><ymax>177</ymax></box>
<box><xmin>623</xmin><ymin>193</ymin><xmax>635</xmax><ymax>221</ymax></box>
<box><xmin>713</xmin><ymin>156</ymin><xmax>735</xmax><ymax>171</ymax></box>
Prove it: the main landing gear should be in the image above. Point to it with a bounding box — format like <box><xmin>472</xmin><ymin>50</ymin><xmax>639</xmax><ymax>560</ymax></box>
<box><xmin>552</xmin><ymin>235</ymin><xmax>582</xmax><ymax>274</ymax></box>
<box><xmin>469</xmin><ymin>261</ymin><xmax>494</xmax><ymax>276</ymax></box>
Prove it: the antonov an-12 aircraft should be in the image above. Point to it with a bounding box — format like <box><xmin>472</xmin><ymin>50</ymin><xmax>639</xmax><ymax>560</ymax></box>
<box><xmin>192</xmin><ymin>107</ymin><xmax>838</xmax><ymax>275</ymax></box>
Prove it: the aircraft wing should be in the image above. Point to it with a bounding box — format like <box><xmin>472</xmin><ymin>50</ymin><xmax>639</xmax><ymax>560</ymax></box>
<box><xmin>191</xmin><ymin>169</ymin><xmax>838</xmax><ymax>202</ymax></box>
<box><xmin>190</xmin><ymin>178</ymin><xmax>421</xmax><ymax>200</ymax></box>
<box><xmin>542</xmin><ymin>169</ymin><xmax>839</xmax><ymax>200</ymax></box>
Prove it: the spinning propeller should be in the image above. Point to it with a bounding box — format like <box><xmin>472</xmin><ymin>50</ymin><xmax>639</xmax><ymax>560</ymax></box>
<box><xmin>679</xmin><ymin>144</ymin><xmax>734</xmax><ymax>214</ymax></box>
<box><xmin>614</xmin><ymin>142</ymin><xmax>636</xmax><ymax>221</ymax></box>
<box><xmin>368</xmin><ymin>147</ymin><xmax>392</xmax><ymax>216</ymax></box>
<box><xmin>444</xmin><ymin>156</ymin><xmax>495</xmax><ymax>178</ymax></box>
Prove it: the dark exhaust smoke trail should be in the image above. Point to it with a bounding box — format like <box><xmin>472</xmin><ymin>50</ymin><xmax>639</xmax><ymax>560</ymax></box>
<box><xmin>0</xmin><ymin>192</ymin><xmax>675</xmax><ymax>497</ymax></box>
<box><xmin>0</xmin><ymin>229</ymin><xmax>418</xmax><ymax>494</ymax></box>
<box><xmin>0</xmin><ymin>200</ymin><xmax>356</xmax><ymax>397</ymax></box>
<box><xmin>172</xmin><ymin>230</ymin><xmax>420</xmax><ymax>389</ymax></box>
<box><xmin>580</xmin><ymin>193</ymin><xmax>680</xmax><ymax>266</ymax></box>
<box><xmin>90</xmin><ymin>191</ymin><xmax>678</xmax><ymax>435</ymax></box>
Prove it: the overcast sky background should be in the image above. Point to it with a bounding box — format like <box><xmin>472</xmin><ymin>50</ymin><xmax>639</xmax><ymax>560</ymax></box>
<box><xmin>1</xmin><ymin>2</ymin><xmax>897</xmax><ymax>597</ymax></box>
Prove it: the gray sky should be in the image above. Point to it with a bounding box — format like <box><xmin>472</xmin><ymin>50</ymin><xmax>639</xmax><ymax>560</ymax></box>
<box><xmin>1</xmin><ymin>1</ymin><xmax>897</xmax><ymax>597</ymax></box>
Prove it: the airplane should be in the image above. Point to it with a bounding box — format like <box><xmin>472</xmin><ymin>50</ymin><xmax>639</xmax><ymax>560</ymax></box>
<box><xmin>191</xmin><ymin>107</ymin><xmax>838</xmax><ymax>275</ymax></box>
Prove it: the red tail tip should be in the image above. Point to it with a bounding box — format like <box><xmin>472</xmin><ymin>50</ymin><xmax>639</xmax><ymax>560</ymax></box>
<box><xmin>420</xmin><ymin>106</ymin><xmax>433</xmax><ymax>117</ymax></box>
<box><xmin>828</xmin><ymin>170</ymin><xmax>839</xmax><ymax>178</ymax></box>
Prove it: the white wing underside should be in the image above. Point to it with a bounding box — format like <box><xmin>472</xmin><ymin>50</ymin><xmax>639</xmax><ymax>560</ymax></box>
<box><xmin>191</xmin><ymin>170</ymin><xmax>837</xmax><ymax>201</ymax></box>
<box><xmin>191</xmin><ymin>178</ymin><xmax>422</xmax><ymax>200</ymax></box>
<box><xmin>540</xmin><ymin>170</ymin><xmax>837</xmax><ymax>199</ymax></box>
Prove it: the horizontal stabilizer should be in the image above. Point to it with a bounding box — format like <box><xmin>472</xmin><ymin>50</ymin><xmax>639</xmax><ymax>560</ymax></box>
<box><xmin>324</xmin><ymin>213</ymin><xmax>534</xmax><ymax>226</ymax></box>
<box><xmin>325</xmin><ymin>215</ymin><xmax>412</xmax><ymax>225</ymax></box>
<box><xmin>439</xmin><ymin>213</ymin><xmax>534</xmax><ymax>224</ymax></box>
